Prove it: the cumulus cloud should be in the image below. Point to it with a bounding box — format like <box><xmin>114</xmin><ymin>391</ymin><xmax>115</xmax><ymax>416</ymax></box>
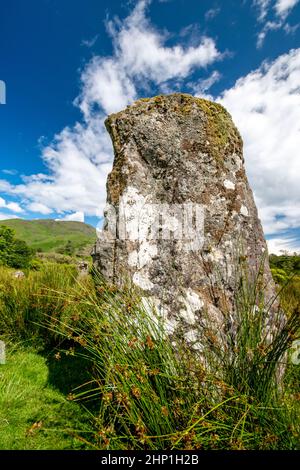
<box><xmin>219</xmin><ymin>48</ymin><xmax>300</xmax><ymax>244</ymax></box>
<box><xmin>5</xmin><ymin>202</ymin><xmax>23</xmax><ymax>213</ymax></box>
<box><xmin>78</xmin><ymin>0</ymin><xmax>221</xmax><ymax>116</ymax></box>
<box><xmin>0</xmin><ymin>0</ymin><xmax>222</xmax><ymax>221</ymax></box>
<box><xmin>56</xmin><ymin>211</ymin><xmax>85</xmax><ymax>223</ymax></box>
<box><xmin>0</xmin><ymin>196</ymin><xmax>23</xmax><ymax>213</ymax></box>
<box><xmin>1</xmin><ymin>0</ymin><xmax>299</xmax><ymax>256</ymax></box>
<box><xmin>26</xmin><ymin>202</ymin><xmax>53</xmax><ymax>215</ymax></box>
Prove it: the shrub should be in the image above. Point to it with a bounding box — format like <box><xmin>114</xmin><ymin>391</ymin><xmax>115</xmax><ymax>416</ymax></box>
<box><xmin>0</xmin><ymin>225</ymin><xmax>33</xmax><ymax>269</ymax></box>
<box><xmin>269</xmin><ymin>254</ymin><xmax>300</xmax><ymax>276</ymax></box>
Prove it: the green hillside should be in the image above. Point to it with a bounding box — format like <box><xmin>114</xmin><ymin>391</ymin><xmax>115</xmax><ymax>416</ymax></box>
<box><xmin>0</xmin><ymin>219</ymin><xmax>96</xmax><ymax>254</ymax></box>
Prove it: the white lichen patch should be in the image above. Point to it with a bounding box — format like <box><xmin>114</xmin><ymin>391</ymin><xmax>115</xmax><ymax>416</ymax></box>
<box><xmin>240</xmin><ymin>205</ymin><xmax>249</xmax><ymax>217</ymax></box>
<box><xmin>128</xmin><ymin>250</ymin><xmax>138</xmax><ymax>267</ymax></box>
<box><xmin>223</xmin><ymin>179</ymin><xmax>235</xmax><ymax>190</ymax></box>
<box><xmin>162</xmin><ymin>215</ymin><xmax>180</xmax><ymax>232</ymax></box>
<box><xmin>119</xmin><ymin>186</ymin><xmax>154</xmax><ymax>241</ymax></box>
<box><xmin>183</xmin><ymin>329</ymin><xmax>203</xmax><ymax>350</ymax></box>
<box><xmin>141</xmin><ymin>296</ymin><xmax>178</xmax><ymax>336</ymax></box>
<box><xmin>128</xmin><ymin>241</ymin><xmax>157</xmax><ymax>269</ymax></box>
<box><xmin>163</xmin><ymin>316</ymin><xmax>179</xmax><ymax>335</ymax></box>
<box><xmin>184</xmin><ymin>329</ymin><xmax>198</xmax><ymax>343</ymax></box>
<box><xmin>133</xmin><ymin>271</ymin><xmax>154</xmax><ymax>290</ymax></box>
<box><xmin>207</xmin><ymin>247</ymin><xmax>223</xmax><ymax>263</ymax></box>
<box><xmin>179</xmin><ymin>288</ymin><xmax>204</xmax><ymax>325</ymax></box>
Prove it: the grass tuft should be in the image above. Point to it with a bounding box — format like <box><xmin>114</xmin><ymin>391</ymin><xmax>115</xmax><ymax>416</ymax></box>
<box><xmin>0</xmin><ymin>264</ymin><xmax>299</xmax><ymax>450</ymax></box>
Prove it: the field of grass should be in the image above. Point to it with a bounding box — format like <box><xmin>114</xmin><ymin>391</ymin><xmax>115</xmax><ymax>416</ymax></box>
<box><xmin>0</xmin><ymin>345</ymin><xmax>92</xmax><ymax>450</ymax></box>
<box><xmin>0</xmin><ymin>263</ymin><xmax>299</xmax><ymax>450</ymax></box>
<box><xmin>270</xmin><ymin>254</ymin><xmax>300</xmax><ymax>315</ymax></box>
<box><xmin>0</xmin><ymin>219</ymin><xmax>96</xmax><ymax>255</ymax></box>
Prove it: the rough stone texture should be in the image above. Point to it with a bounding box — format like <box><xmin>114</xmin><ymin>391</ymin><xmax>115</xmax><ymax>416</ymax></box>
<box><xmin>0</xmin><ymin>340</ymin><xmax>5</xmax><ymax>365</ymax></box>
<box><xmin>77</xmin><ymin>261</ymin><xmax>89</xmax><ymax>276</ymax></box>
<box><xmin>12</xmin><ymin>271</ymin><xmax>25</xmax><ymax>279</ymax></box>
<box><xmin>92</xmin><ymin>93</ymin><xmax>277</xmax><ymax>347</ymax></box>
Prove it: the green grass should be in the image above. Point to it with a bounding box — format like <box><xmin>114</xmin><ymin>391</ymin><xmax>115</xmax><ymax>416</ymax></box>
<box><xmin>269</xmin><ymin>254</ymin><xmax>300</xmax><ymax>315</ymax></box>
<box><xmin>0</xmin><ymin>263</ymin><xmax>299</xmax><ymax>450</ymax></box>
<box><xmin>0</xmin><ymin>264</ymin><xmax>82</xmax><ymax>344</ymax></box>
<box><xmin>0</xmin><ymin>345</ymin><xmax>92</xmax><ymax>450</ymax></box>
<box><xmin>0</xmin><ymin>219</ymin><xmax>96</xmax><ymax>255</ymax></box>
<box><xmin>44</xmin><ymin>272</ymin><xmax>300</xmax><ymax>450</ymax></box>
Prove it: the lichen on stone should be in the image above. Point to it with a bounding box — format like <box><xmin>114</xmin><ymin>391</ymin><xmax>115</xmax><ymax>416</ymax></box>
<box><xmin>106</xmin><ymin>94</ymin><xmax>242</xmax><ymax>170</ymax></box>
<box><xmin>94</xmin><ymin>92</ymin><xmax>276</xmax><ymax>350</ymax></box>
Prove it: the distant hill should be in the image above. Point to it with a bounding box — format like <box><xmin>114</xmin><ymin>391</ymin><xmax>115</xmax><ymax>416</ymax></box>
<box><xmin>0</xmin><ymin>219</ymin><xmax>97</xmax><ymax>255</ymax></box>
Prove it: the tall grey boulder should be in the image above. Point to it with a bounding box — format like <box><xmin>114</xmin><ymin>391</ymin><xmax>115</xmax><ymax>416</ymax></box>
<box><xmin>92</xmin><ymin>93</ymin><xmax>277</xmax><ymax>346</ymax></box>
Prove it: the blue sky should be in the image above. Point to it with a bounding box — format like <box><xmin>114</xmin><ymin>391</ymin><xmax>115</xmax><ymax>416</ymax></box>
<box><xmin>0</xmin><ymin>0</ymin><xmax>300</xmax><ymax>253</ymax></box>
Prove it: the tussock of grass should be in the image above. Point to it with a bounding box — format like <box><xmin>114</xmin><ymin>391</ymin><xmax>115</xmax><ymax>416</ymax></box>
<box><xmin>0</xmin><ymin>264</ymin><xmax>299</xmax><ymax>450</ymax></box>
<box><xmin>44</xmin><ymin>272</ymin><xmax>300</xmax><ymax>450</ymax></box>
<box><xmin>0</xmin><ymin>264</ymin><xmax>86</xmax><ymax>344</ymax></box>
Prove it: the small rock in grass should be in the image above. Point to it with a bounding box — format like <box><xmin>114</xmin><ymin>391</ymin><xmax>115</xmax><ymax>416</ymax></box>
<box><xmin>0</xmin><ymin>341</ymin><xmax>6</xmax><ymax>365</ymax></box>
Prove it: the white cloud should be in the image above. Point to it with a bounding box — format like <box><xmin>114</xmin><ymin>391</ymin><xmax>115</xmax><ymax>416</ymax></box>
<box><xmin>219</xmin><ymin>48</ymin><xmax>300</xmax><ymax>237</ymax></box>
<box><xmin>0</xmin><ymin>2</ymin><xmax>298</xmax><ymax>251</ymax></box>
<box><xmin>0</xmin><ymin>0</ymin><xmax>222</xmax><ymax>221</ymax></box>
<box><xmin>253</xmin><ymin>0</ymin><xmax>299</xmax><ymax>19</ymax></box>
<box><xmin>253</xmin><ymin>0</ymin><xmax>272</xmax><ymax>21</ymax></box>
<box><xmin>0</xmin><ymin>213</ymin><xmax>20</xmax><ymax>221</ymax></box>
<box><xmin>0</xmin><ymin>197</ymin><xmax>23</xmax><ymax>213</ymax></box>
<box><xmin>283</xmin><ymin>21</ymin><xmax>300</xmax><ymax>33</ymax></box>
<box><xmin>205</xmin><ymin>8</ymin><xmax>221</xmax><ymax>21</ymax></box>
<box><xmin>81</xmin><ymin>35</ymin><xmax>99</xmax><ymax>48</ymax></box>
<box><xmin>5</xmin><ymin>202</ymin><xmax>23</xmax><ymax>213</ymax></box>
<box><xmin>26</xmin><ymin>202</ymin><xmax>52</xmax><ymax>215</ymax></box>
<box><xmin>78</xmin><ymin>0</ymin><xmax>221</xmax><ymax>116</ymax></box>
<box><xmin>253</xmin><ymin>0</ymin><xmax>299</xmax><ymax>46</ymax></box>
<box><xmin>190</xmin><ymin>70</ymin><xmax>221</xmax><ymax>96</ymax></box>
<box><xmin>275</xmin><ymin>0</ymin><xmax>299</xmax><ymax>19</ymax></box>
<box><xmin>2</xmin><ymin>169</ymin><xmax>17</xmax><ymax>176</ymax></box>
<box><xmin>267</xmin><ymin>236</ymin><xmax>300</xmax><ymax>254</ymax></box>
<box><xmin>56</xmin><ymin>211</ymin><xmax>85</xmax><ymax>223</ymax></box>
<box><xmin>257</xmin><ymin>20</ymin><xmax>282</xmax><ymax>48</ymax></box>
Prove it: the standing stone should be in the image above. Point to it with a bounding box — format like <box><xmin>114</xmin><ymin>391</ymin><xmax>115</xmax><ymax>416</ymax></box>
<box><xmin>0</xmin><ymin>341</ymin><xmax>5</xmax><ymax>365</ymax></box>
<box><xmin>93</xmin><ymin>93</ymin><xmax>277</xmax><ymax>346</ymax></box>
